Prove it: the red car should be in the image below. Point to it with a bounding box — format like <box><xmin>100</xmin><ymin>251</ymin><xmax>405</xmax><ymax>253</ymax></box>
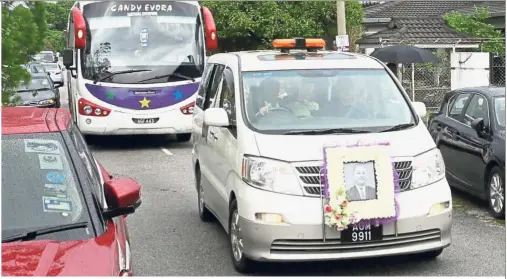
<box><xmin>2</xmin><ymin>107</ymin><xmax>141</xmax><ymax>276</ymax></box>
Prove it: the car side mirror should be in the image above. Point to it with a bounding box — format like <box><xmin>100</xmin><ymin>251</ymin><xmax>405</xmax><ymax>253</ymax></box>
<box><xmin>54</xmin><ymin>83</ymin><xmax>62</xmax><ymax>89</ymax></box>
<box><xmin>471</xmin><ymin>118</ymin><xmax>488</xmax><ymax>137</ymax></box>
<box><xmin>412</xmin><ymin>101</ymin><xmax>427</xmax><ymax>118</ymax></box>
<box><xmin>204</xmin><ymin>107</ymin><xmax>230</xmax><ymax>127</ymax></box>
<box><xmin>102</xmin><ymin>177</ymin><xmax>142</xmax><ymax>219</ymax></box>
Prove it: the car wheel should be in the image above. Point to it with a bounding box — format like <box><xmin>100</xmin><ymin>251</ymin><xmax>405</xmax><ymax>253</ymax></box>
<box><xmin>486</xmin><ymin>166</ymin><xmax>505</xmax><ymax>219</ymax></box>
<box><xmin>176</xmin><ymin>133</ymin><xmax>192</xmax><ymax>142</ymax></box>
<box><xmin>229</xmin><ymin>199</ymin><xmax>255</xmax><ymax>273</ymax></box>
<box><xmin>418</xmin><ymin>248</ymin><xmax>443</xmax><ymax>259</ymax></box>
<box><xmin>196</xmin><ymin>167</ymin><xmax>213</xmax><ymax>222</ymax></box>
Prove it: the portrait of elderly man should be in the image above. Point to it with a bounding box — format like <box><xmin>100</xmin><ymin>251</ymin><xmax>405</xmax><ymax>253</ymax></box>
<box><xmin>345</xmin><ymin>162</ymin><xmax>377</xmax><ymax>201</ymax></box>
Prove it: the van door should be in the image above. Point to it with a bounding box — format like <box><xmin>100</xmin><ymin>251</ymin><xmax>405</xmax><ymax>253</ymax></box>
<box><xmin>211</xmin><ymin>66</ymin><xmax>238</xmax><ymax>221</ymax></box>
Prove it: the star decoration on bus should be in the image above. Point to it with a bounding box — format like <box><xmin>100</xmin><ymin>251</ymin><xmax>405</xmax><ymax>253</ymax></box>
<box><xmin>173</xmin><ymin>90</ymin><xmax>183</xmax><ymax>101</ymax></box>
<box><xmin>106</xmin><ymin>91</ymin><xmax>115</xmax><ymax>100</ymax></box>
<box><xmin>139</xmin><ymin>97</ymin><xmax>151</xmax><ymax>108</ymax></box>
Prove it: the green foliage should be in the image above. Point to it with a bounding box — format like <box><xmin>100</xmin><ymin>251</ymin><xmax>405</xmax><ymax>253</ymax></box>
<box><xmin>2</xmin><ymin>3</ymin><xmax>47</xmax><ymax>105</ymax></box>
<box><xmin>45</xmin><ymin>30</ymin><xmax>65</xmax><ymax>53</ymax></box>
<box><xmin>45</xmin><ymin>1</ymin><xmax>74</xmax><ymax>31</ymax></box>
<box><xmin>201</xmin><ymin>1</ymin><xmax>364</xmax><ymax>52</ymax></box>
<box><xmin>444</xmin><ymin>7</ymin><xmax>504</xmax><ymax>55</ymax></box>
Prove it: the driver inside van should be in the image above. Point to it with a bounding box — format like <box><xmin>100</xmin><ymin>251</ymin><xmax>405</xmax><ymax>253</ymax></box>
<box><xmin>256</xmin><ymin>78</ymin><xmax>283</xmax><ymax>116</ymax></box>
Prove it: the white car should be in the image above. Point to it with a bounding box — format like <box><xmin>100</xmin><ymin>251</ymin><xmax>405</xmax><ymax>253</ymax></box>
<box><xmin>191</xmin><ymin>38</ymin><xmax>452</xmax><ymax>273</ymax></box>
<box><xmin>43</xmin><ymin>63</ymin><xmax>64</xmax><ymax>86</ymax></box>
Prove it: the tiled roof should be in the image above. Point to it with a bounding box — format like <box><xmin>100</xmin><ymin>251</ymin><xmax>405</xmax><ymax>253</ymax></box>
<box><xmin>365</xmin><ymin>1</ymin><xmax>505</xmax><ymax>18</ymax></box>
<box><xmin>356</xmin><ymin>17</ymin><xmax>479</xmax><ymax>45</ymax></box>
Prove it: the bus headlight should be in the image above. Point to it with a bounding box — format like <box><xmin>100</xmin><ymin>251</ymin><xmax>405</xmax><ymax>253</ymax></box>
<box><xmin>83</xmin><ymin>105</ymin><xmax>92</xmax><ymax>115</ymax></box>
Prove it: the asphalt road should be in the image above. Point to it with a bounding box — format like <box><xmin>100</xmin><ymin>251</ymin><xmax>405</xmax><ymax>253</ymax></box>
<box><xmin>59</xmin><ymin>83</ymin><xmax>506</xmax><ymax>276</ymax></box>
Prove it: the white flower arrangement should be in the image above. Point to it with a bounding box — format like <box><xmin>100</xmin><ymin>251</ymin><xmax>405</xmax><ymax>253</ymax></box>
<box><xmin>323</xmin><ymin>187</ymin><xmax>361</xmax><ymax>231</ymax></box>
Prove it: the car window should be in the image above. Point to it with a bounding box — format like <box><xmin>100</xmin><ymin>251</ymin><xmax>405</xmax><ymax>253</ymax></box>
<box><xmin>17</xmin><ymin>77</ymin><xmax>51</xmax><ymax>91</ymax></box>
<box><xmin>196</xmin><ymin>64</ymin><xmax>215</xmax><ymax>109</ymax></box>
<box><xmin>242</xmin><ymin>69</ymin><xmax>414</xmax><ymax>133</ymax></box>
<box><xmin>203</xmin><ymin>64</ymin><xmax>225</xmax><ymax>110</ymax></box>
<box><xmin>2</xmin><ymin>133</ymin><xmax>91</xmax><ymax>240</ymax></box>
<box><xmin>494</xmin><ymin>97</ymin><xmax>505</xmax><ymax>127</ymax></box>
<box><xmin>44</xmin><ymin>64</ymin><xmax>59</xmax><ymax>69</ymax></box>
<box><xmin>464</xmin><ymin>94</ymin><xmax>489</xmax><ymax>126</ymax></box>
<box><xmin>219</xmin><ymin>67</ymin><xmax>237</xmax><ymax>135</ymax></box>
<box><xmin>447</xmin><ymin>93</ymin><xmax>470</xmax><ymax>121</ymax></box>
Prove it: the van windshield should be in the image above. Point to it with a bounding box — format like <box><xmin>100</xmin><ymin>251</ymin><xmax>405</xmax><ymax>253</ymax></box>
<box><xmin>241</xmin><ymin>69</ymin><xmax>415</xmax><ymax>133</ymax></box>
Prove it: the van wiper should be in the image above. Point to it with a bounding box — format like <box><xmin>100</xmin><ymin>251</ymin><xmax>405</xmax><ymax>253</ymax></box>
<box><xmin>94</xmin><ymin>69</ymin><xmax>151</xmax><ymax>84</ymax></box>
<box><xmin>379</xmin><ymin>123</ymin><xmax>415</xmax><ymax>133</ymax></box>
<box><xmin>284</xmin><ymin>128</ymin><xmax>371</xmax><ymax>135</ymax></box>
<box><xmin>137</xmin><ymin>73</ymin><xmax>195</xmax><ymax>83</ymax></box>
<box><xmin>2</xmin><ymin>221</ymin><xmax>89</xmax><ymax>243</ymax></box>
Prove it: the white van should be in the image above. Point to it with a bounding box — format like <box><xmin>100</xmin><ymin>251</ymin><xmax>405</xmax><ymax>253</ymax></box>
<box><xmin>191</xmin><ymin>38</ymin><xmax>452</xmax><ymax>273</ymax></box>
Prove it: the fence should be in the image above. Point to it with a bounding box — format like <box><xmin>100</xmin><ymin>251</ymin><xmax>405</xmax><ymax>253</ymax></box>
<box><xmin>376</xmin><ymin>39</ymin><xmax>505</xmax><ymax>113</ymax></box>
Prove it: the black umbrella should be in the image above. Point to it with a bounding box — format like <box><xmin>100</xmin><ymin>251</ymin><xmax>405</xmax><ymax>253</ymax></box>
<box><xmin>370</xmin><ymin>44</ymin><xmax>438</xmax><ymax>64</ymax></box>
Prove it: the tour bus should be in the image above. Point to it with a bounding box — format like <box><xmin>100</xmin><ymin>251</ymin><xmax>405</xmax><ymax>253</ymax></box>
<box><xmin>63</xmin><ymin>1</ymin><xmax>217</xmax><ymax>141</ymax></box>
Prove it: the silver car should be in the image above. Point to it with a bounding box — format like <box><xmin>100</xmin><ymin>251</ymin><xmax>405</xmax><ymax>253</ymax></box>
<box><xmin>43</xmin><ymin>63</ymin><xmax>64</xmax><ymax>86</ymax></box>
<box><xmin>191</xmin><ymin>38</ymin><xmax>452</xmax><ymax>273</ymax></box>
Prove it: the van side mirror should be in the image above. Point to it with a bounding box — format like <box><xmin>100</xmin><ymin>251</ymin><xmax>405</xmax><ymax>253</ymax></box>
<box><xmin>471</xmin><ymin>118</ymin><xmax>488</xmax><ymax>137</ymax></box>
<box><xmin>204</xmin><ymin>108</ymin><xmax>229</xmax><ymax>127</ymax></box>
<box><xmin>102</xmin><ymin>177</ymin><xmax>142</xmax><ymax>219</ymax></box>
<box><xmin>412</xmin><ymin>101</ymin><xmax>427</xmax><ymax>118</ymax></box>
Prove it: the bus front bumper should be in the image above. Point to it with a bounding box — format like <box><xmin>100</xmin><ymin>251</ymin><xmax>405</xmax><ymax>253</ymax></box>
<box><xmin>77</xmin><ymin>109</ymin><xmax>193</xmax><ymax>135</ymax></box>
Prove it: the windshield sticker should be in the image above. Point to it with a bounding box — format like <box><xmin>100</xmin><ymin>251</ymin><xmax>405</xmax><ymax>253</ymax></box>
<box><xmin>44</xmin><ymin>184</ymin><xmax>68</xmax><ymax>198</ymax></box>
<box><xmin>38</xmin><ymin>154</ymin><xmax>63</xmax><ymax>170</ymax></box>
<box><xmin>24</xmin><ymin>139</ymin><xmax>60</xmax><ymax>154</ymax></box>
<box><xmin>140</xmin><ymin>28</ymin><xmax>148</xmax><ymax>47</ymax></box>
<box><xmin>42</xmin><ymin>196</ymin><xmax>73</xmax><ymax>213</ymax></box>
<box><xmin>46</xmin><ymin>171</ymin><xmax>65</xmax><ymax>184</ymax></box>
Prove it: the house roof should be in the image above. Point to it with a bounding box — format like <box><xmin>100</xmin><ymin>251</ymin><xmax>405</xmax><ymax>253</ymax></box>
<box><xmin>365</xmin><ymin>1</ymin><xmax>505</xmax><ymax>18</ymax></box>
<box><xmin>356</xmin><ymin>17</ymin><xmax>479</xmax><ymax>45</ymax></box>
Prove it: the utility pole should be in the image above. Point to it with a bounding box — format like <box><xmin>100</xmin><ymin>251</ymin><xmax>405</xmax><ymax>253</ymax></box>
<box><xmin>336</xmin><ymin>0</ymin><xmax>347</xmax><ymax>35</ymax></box>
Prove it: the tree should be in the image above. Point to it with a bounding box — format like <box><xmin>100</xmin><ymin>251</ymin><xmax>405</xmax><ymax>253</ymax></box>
<box><xmin>444</xmin><ymin>7</ymin><xmax>504</xmax><ymax>55</ymax></box>
<box><xmin>201</xmin><ymin>1</ymin><xmax>364</xmax><ymax>52</ymax></box>
<box><xmin>44</xmin><ymin>1</ymin><xmax>73</xmax><ymax>53</ymax></box>
<box><xmin>2</xmin><ymin>2</ymin><xmax>47</xmax><ymax>105</ymax></box>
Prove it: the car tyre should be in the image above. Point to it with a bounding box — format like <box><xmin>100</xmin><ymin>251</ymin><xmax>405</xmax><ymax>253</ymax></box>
<box><xmin>229</xmin><ymin>199</ymin><xmax>255</xmax><ymax>274</ymax></box>
<box><xmin>486</xmin><ymin>166</ymin><xmax>505</xmax><ymax>219</ymax></box>
<box><xmin>418</xmin><ymin>248</ymin><xmax>443</xmax><ymax>259</ymax></box>
<box><xmin>176</xmin><ymin>133</ymin><xmax>192</xmax><ymax>142</ymax></box>
<box><xmin>196</xmin><ymin>167</ymin><xmax>213</xmax><ymax>222</ymax></box>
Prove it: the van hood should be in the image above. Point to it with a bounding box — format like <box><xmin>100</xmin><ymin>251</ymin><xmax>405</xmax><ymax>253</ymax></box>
<box><xmin>253</xmin><ymin>123</ymin><xmax>435</xmax><ymax>161</ymax></box>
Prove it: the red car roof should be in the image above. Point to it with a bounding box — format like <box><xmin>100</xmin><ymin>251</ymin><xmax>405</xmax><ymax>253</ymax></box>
<box><xmin>2</xmin><ymin>107</ymin><xmax>71</xmax><ymax>135</ymax></box>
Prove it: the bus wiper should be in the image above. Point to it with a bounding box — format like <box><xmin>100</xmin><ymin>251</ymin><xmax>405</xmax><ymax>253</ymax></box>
<box><xmin>284</xmin><ymin>128</ymin><xmax>371</xmax><ymax>135</ymax></box>
<box><xmin>136</xmin><ymin>73</ymin><xmax>195</xmax><ymax>83</ymax></box>
<box><xmin>94</xmin><ymin>69</ymin><xmax>151</xmax><ymax>84</ymax></box>
<box><xmin>2</xmin><ymin>221</ymin><xmax>89</xmax><ymax>243</ymax></box>
<box><xmin>379</xmin><ymin>123</ymin><xmax>415</xmax><ymax>133</ymax></box>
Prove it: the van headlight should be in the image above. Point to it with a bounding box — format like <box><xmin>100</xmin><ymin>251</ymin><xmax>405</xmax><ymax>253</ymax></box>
<box><xmin>242</xmin><ymin>156</ymin><xmax>303</xmax><ymax>196</ymax></box>
<box><xmin>411</xmin><ymin>148</ymin><xmax>445</xmax><ymax>189</ymax></box>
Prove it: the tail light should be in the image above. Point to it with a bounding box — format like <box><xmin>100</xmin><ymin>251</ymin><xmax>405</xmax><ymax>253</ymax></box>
<box><xmin>180</xmin><ymin>101</ymin><xmax>195</xmax><ymax>115</ymax></box>
<box><xmin>119</xmin><ymin>270</ymin><xmax>131</xmax><ymax>276</ymax></box>
<box><xmin>55</xmin><ymin>72</ymin><xmax>61</xmax><ymax>75</ymax></box>
<box><xmin>78</xmin><ymin>98</ymin><xmax>111</xmax><ymax>117</ymax></box>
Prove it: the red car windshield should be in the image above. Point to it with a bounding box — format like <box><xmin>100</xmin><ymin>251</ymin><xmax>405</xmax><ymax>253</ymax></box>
<box><xmin>2</xmin><ymin>133</ymin><xmax>90</xmax><ymax>241</ymax></box>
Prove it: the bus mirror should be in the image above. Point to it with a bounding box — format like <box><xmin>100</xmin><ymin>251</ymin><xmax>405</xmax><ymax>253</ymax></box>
<box><xmin>62</xmin><ymin>49</ymin><xmax>74</xmax><ymax>68</ymax></box>
<box><xmin>201</xmin><ymin>7</ymin><xmax>218</xmax><ymax>51</ymax></box>
<box><xmin>72</xmin><ymin>7</ymin><xmax>87</xmax><ymax>49</ymax></box>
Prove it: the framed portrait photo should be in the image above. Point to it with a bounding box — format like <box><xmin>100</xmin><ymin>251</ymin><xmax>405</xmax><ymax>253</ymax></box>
<box><xmin>324</xmin><ymin>144</ymin><xmax>396</xmax><ymax>220</ymax></box>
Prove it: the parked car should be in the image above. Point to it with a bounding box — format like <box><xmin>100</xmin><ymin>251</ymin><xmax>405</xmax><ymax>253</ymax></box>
<box><xmin>11</xmin><ymin>73</ymin><xmax>62</xmax><ymax>108</ymax></box>
<box><xmin>2</xmin><ymin>107</ymin><xmax>141</xmax><ymax>276</ymax></box>
<box><xmin>43</xmin><ymin>62</ymin><xmax>64</xmax><ymax>86</ymax></box>
<box><xmin>192</xmin><ymin>38</ymin><xmax>451</xmax><ymax>273</ymax></box>
<box><xmin>428</xmin><ymin>86</ymin><xmax>505</xmax><ymax>218</ymax></box>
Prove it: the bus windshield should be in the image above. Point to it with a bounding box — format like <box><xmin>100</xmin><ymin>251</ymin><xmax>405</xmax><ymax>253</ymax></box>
<box><xmin>80</xmin><ymin>1</ymin><xmax>205</xmax><ymax>84</ymax></box>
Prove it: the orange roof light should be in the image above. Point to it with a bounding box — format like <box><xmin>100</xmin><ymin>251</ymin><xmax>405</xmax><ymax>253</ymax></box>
<box><xmin>272</xmin><ymin>38</ymin><xmax>326</xmax><ymax>50</ymax></box>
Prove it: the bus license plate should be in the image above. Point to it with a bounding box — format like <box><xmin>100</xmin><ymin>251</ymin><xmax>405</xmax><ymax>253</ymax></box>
<box><xmin>341</xmin><ymin>223</ymin><xmax>382</xmax><ymax>243</ymax></box>
<box><xmin>132</xmin><ymin>118</ymin><xmax>159</xmax><ymax>124</ymax></box>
